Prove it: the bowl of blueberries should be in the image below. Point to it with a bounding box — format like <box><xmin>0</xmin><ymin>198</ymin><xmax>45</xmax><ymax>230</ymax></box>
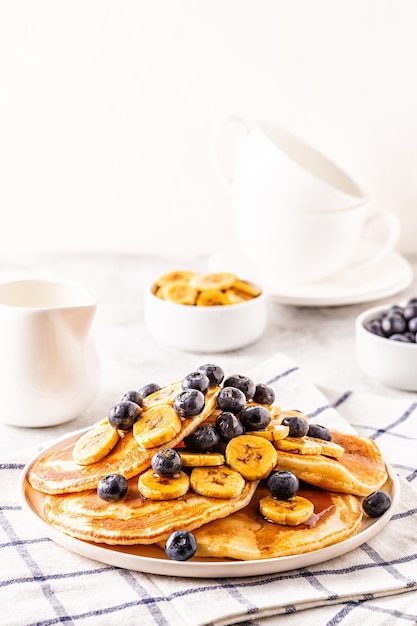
<box><xmin>355</xmin><ymin>296</ymin><xmax>417</xmax><ymax>390</ymax></box>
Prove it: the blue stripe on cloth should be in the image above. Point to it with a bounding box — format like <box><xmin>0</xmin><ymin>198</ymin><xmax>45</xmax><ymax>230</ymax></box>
<box><xmin>369</xmin><ymin>403</ymin><xmax>417</xmax><ymax>441</ymax></box>
<box><xmin>307</xmin><ymin>390</ymin><xmax>353</xmax><ymax>419</ymax></box>
<box><xmin>329</xmin><ymin>598</ymin><xmax>417</xmax><ymax>624</ymax></box>
<box><xmin>0</xmin><ymin>509</ymin><xmax>73</xmax><ymax>625</ymax></box>
<box><xmin>0</xmin><ymin>536</ymin><xmax>51</xmax><ymax>551</ymax></box>
<box><xmin>360</xmin><ymin>543</ymin><xmax>415</xmax><ymax>585</ymax></box>
<box><xmin>216</xmin><ymin>578</ymin><xmax>259</xmax><ymax>616</ymax></box>
<box><xmin>266</xmin><ymin>366</ymin><xmax>299</xmax><ymax>386</ymax></box>
<box><xmin>117</xmin><ymin>568</ymin><xmax>172</xmax><ymax>626</ymax></box>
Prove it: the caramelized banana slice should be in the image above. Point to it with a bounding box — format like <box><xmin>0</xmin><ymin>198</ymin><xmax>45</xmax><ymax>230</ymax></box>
<box><xmin>223</xmin><ymin>288</ymin><xmax>251</xmax><ymax>304</ymax></box>
<box><xmin>225</xmin><ymin>435</ymin><xmax>277</xmax><ymax>480</ymax></box>
<box><xmin>138</xmin><ymin>468</ymin><xmax>190</xmax><ymax>500</ymax></box>
<box><xmin>142</xmin><ymin>381</ymin><xmax>183</xmax><ymax>409</ymax></box>
<box><xmin>156</xmin><ymin>270</ymin><xmax>196</xmax><ymax>286</ymax></box>
<box><xmin>72</xmin><ymin>423</ymin><xmax>120</xmax><ymax>466</ymax></box>
<box><xmin>269</xmin><ymin>425</ymin><xmax>291</xmax><ymax>441</ymax></box>
<box><xmin>196</xmin><ymin>289</ymin><xmax>230</xmax><ymax>306</ymax></box>
<box><xmin>190</xmin><ymin>465</ymin><xmax>245</xmax><ymax>499</ymax></box>
<box><xmin>245</xmin><ymin>424</ymin><xmax>289</xmax><ymax>441</ymax></box>
<box><xmin>158</xmin><ymin>282</ymin><xmax>198</xmax><ymax>305</ymax></box>
<box><xmin>232</xmin><ymin>279</ymin><xmax>262</xmax><ymax>298</ymax></box>
<box><xmin>274</xmin><ymin>437</ymin><xmax>322</xmax><ymax>455</ymax></box>
<box><xmin>179</xmin><ymin>452</ymin><xmax>225</xmax><ymax>467</ymax></box>
<box><xmin>307</xmin><ymin>438</ymin><xmax>345</xmax><ymax>459</ymax></box>
<box><xmin>244</xmin><ymin>430</ymin><xmax>274</xmax><ymax>441</ymax></box>
<box><xmin>133</xmin><ymin>405</ymin><xmax>182</xmax><ymax>449</ymax></box>
<box><xmin>189</xmin><ymin>272</ymin><xmax>237</xmax><ymax>291</ymax></box>
<box><xmin>259</xmin><ymin>495</ymin><xmax>314</xmax><ymax>526</ymax></box>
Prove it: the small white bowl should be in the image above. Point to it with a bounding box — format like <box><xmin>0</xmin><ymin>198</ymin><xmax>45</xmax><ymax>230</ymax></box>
<box><xmin>355</xmin><ymin>302</ymin><xmax>417</xmax><ymax>391</ymax></box>
<box><xmin>144</xmin><ymin>285</ymin><xmax>268</xmax><ymax>352</ymax></box>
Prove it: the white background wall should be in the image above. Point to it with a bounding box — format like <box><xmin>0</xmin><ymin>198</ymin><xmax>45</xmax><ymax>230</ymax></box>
<box><xmin>1</xmin><ymin>0</ymin><xmax>417</xmax><ymax>256</ymax></box>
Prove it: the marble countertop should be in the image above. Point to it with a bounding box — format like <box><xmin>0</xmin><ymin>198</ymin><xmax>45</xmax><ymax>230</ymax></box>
<box><xmin>1</xmin><ymin>251</ymin><xmax>416</xmax><ymax>456</ymax></box>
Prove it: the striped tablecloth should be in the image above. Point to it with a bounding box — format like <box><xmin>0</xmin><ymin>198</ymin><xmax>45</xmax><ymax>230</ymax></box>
<box><xmin>1</xmin><ymin>353</ymin><xmax>416</xmax><ymax>626</ymax></box>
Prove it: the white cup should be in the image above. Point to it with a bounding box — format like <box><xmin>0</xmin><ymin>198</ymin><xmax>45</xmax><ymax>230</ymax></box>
<box><xmin>209</xmin><ymin>115</ymin><xmax>366</xmax><ymax>214</ymax></box>
<box><xmin>210</xmin><ymin>116</ymin><xmax>401</xmax><ymax>284</ymax></box>
<box><xmin>231</xmin><ymin>203</ymin><xmax>401</xmax><ymax>285</ymax></box>
<box><xmin>0</xmin><ymin>279</ymin><xmax>100</xmax><ymax>427</ymax></box>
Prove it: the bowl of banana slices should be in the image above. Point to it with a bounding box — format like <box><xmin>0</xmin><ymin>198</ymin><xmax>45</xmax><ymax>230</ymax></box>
<box><xmin>144</xmin><ymin>270</ymin><xmax>268</xmax><ymax>352</ymax></box>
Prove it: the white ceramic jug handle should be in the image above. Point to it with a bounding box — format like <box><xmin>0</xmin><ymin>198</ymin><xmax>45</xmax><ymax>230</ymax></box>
<box><xmin>352</xmin><ymin>210</ymin><xmax>401</xmax><ymax>270</ymax></box>
<box><xmin>208</xmin><ymin>115</ymin><xmax>250</xmax><ymax>192</ymax></box>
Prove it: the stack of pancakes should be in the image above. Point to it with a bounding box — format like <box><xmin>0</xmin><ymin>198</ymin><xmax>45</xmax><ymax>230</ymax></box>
<box><xmin>27</xmin><ymin>377</ymin><xmax>389</xmax><ymax>560</ymax></box>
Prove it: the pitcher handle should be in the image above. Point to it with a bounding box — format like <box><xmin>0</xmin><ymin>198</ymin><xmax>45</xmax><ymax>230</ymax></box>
<box><xmin>208</xmin><ymin>115</ymin><xmax>250</xmax><ymax>192</ymax></box>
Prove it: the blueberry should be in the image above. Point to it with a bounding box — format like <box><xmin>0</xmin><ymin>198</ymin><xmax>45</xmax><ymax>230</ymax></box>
<box><xmin>281</xmin><ymin>416</ymin><xmax>309</xmax><ymax>438</ymax></box>
<box><xmin>173</xmin><ymin>389</ymin><xmax>205</xmax><ymax>418</ymax></box>
<box><xmin>182</xmin><ymin>371</ymin><xmax>210</xmax><ymax>395</ymax></box>
<box><xmin>403</xmin><ymin>303</ymin><xmax>417</xmax><ymax>321</ymax></box>
<box><xmin>137</xmin><ymin>382</ymin><xmax>161</xmax><ymax>398</ymax></box>
<box><xmin>215</xmin><ymin>411</ymin><xmax>244</xmax><ymax>442</ymax></box>
<box><xmin>97</xmin><ymin>474</ymin><xmax>128</xmax><ymax>502</ymax></box>
<box><xmin>253</xmin><ymin>383</ymin><xmax>275</xmax><ymax>405</ymax></box>
<box><xmin>223</xmin><ymin>374</ymin><xmax>256</xmax><ymax>401</ymax></box>
<box><xmin>108</xmin><ymin>401</ymin><xmax>141</xmax><ymax>430</ymax></box>
<box><xmin>151</xmin><ymin>449</ymin><xmax>182</xmax><ymax>476</ymax></box>
<box><xmin>268</xmin><ymin>471</ymin><xmax>299</xmax><ymax>500</ymax></box>
<box><xmin>184</xmin><ymin>424</ymin><xmax>220</xmax><ymax>452</ymax></box>
<box><xmin>407</xmin><ymin>317</ymin><xmax>417</xmax><ymax>333</ymax></box>
<box><xmin>362</xmin><ymin>490</ymin><xmax>391</xmax><ymax>517</ymax></box>
<box><xmin>389</xmin><ymin>333</ymin><xmax>413</xmax><ymax>342</ymax></box>
<box><xmin>239</xmin><ymin>405</ymin><xmax>271</xmax><ymax>431</ymax></box>
<box><xmin>121</xmin><ymin>390</ymin><xmax>143</xmax><ymax>406</ymax></box>
<box><xmin>217</xmin><ymin>386</ymin><xmax>246</xmax><ymax>413</ymax></box>
<box><xmin>197</xmin><ymin>363</ymin><xmax>224</xmax><ymax>386</ymax></box>
<box><xmin>385</xmin><ymin>305</ymin><xmax>404</xmax><ymax>316</ymax></box>
<box><xmin>381</xmin><ymin>313</ymin><xmax>407</xmax><ymax>337</ymax></box>
<box><xmin>364</xmin><ymin>319</ymin><xmax>385</xmax><ymax>337</ymax></box>
<box><xmin>165</xmin><ymin>530</ymin><xmax>197</xmax><ymax>561</ymax></box>
<box><xmin>307</xmin><ymin>423</ymin><xmax>331</xmax><ymax>441</ymax></box>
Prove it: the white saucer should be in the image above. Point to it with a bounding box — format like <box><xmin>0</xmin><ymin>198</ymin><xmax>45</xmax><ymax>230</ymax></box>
<box><xmin>207</xmin><ymin>241</ymin><xmax>414</xmax><ymax>307</ymax></box>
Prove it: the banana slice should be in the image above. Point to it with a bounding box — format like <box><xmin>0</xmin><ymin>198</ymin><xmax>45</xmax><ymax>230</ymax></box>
<box><xmin>225</xmin><ymin>434</ymin><xmax>277</xmax><ymax>480</ymax></box>
<box><xmin>93</xmin><ymin>417</ymin><xmax>109</xmax><ymax>427</ymax></box>
<box><xmin>133</xmin><ymin>405</ymin><xmax>182</xmax><ymax>449</ymax></box>
<box><xmin>156</xmin><ymin>270</ymin><xmax>196</xmax><ymax>286</ymax></box>
<box><xmin>307</xmin><ymin>438</ymin><xmax>345</xmax><ymax>459</ymax></box>
<box><xmin>268</xmin><ymin>424</ymin><xmax>290</xmax><ymax>441</ymax></box>
<box><xmin>278</xmin><ymin>409</ymin><xmax>310</xmax><ymax>422</ymax></box>
<box><xmin>259</xmin><ymin>495</ymin><xmax>314</xmax><ymax>526</ymax></box>
<box><xmin>72</xmin><ymin>423</ymin><xmax>120</xmax><ymax>466</ymax></box>
<box><xmin>223</xmin><ymin>288</ymin><xmax>251</xmax><ymax>304</ymax></box>
<box><xmin>232</xmin><ymin>279</ymin><xmax>262</xmax><ymax>298</ymax></box>
<box><xmin>196</xmin><ymin>289</ymin><xmax>230</xmax><ymax>306</ymax></box>
<box><xmin>179</xmin><ymin>452</ymin><xmax>225</xmax><ymax>467</ymax></box>
<box><xmin>158</xmin><ymin>282</ymin><xmax>198</xmax><ymax>305</ymax></box>
<box><xmin>274</xmin><ymin>437</ymin><xmax>322</xmax><ymax>455</ymax></box>
<box><xmin>142</xmin><ymin>381</ymin><xmax>183</xmax><ymax>409</ymax></box>
<box><xmin>189</xmin><ymin>272</ymin><xmax>237</xmax><ymax>291</ymax></box>
<box><xmin>190</xmin><ymin>465</ymin><xmax>245</xmax><ymax>499</ymax></box>
<box><xmin>138</xmin><ymin>468</ymin><xmax>190</xmax><ymax>500</ymax></box>
<box><xmin>244</xmin><ymin>430</ymin><xmax>274</xmax><ymax>441</ymax></box>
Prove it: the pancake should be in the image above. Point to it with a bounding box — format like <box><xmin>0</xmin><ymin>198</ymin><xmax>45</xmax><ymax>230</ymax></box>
<box><xmin>28</xmin><ymin>386</ymin><xmax>219</xmax><ymax>494</ymax></box>
<box><xmin>43</xmin><ymin>477</ymin><xmax>258</xmax><ymax>545</ymax></box>
<box><xmin>274</xmin><ymin>430</ymin><xmax>388</xmax><ymax>496</ymax></box>
<box><xmin>192</xmin><ymin>482</ymin><xmax>363</xmax><ymax>560</ymax></box>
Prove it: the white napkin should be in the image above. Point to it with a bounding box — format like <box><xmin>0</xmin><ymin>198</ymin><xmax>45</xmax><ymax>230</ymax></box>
<box><xmin>1</xmin><ymin>353</ymin><xmax>416</xmax><ymax>626</ymax></box>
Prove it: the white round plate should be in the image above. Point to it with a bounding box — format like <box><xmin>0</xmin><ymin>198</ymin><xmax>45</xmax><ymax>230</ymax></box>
<box><xmin>19</xmin><ymin>430</ymin><xmax>400</xmax><ymax>578</ymax></box>
<box><xmin>207</xmin><ymin>241</ymin><xmax>413</xmax><ymax>307</ymax></box>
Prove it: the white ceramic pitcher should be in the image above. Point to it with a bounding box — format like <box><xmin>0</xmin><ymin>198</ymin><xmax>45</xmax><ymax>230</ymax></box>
<box><xmin>0</xmin><ymin>279</ymin><xmax>100</xmax><ymax>427</ymax></box>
